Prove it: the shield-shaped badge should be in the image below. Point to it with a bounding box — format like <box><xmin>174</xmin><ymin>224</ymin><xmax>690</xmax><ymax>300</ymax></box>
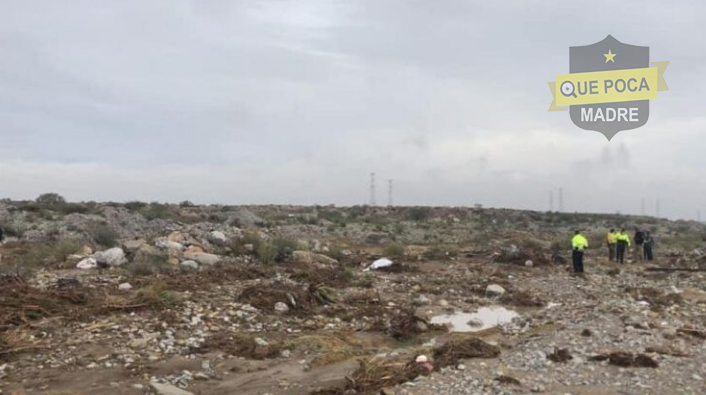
<box><xmin>569</xmin><ymin>35</ymin><xmax>649</xmax><ymax>140</ymax></box>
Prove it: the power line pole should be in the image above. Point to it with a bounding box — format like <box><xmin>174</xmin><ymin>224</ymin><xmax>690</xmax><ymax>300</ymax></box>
<box><xmin>558</xmin><ymin>188</ymin><xmax>564</xmax><ymax>212</ymax></box>
<box><xmin>387</xmin><ymin>179</ymin><xmax>393</xmax><ymax>207</ymax></box>
<box><xmin>549</xmin><ymin>190</ymin><xmax>554</xmax><ymax>211</ymax></box>
<box><xmin>369</xmin><ymin>172</ymin><xmax>376</xmax><ymax>206</ymax></box>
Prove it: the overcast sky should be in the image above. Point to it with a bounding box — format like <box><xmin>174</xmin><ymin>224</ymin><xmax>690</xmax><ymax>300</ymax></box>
<box><xmin>0</xmin><ymin>1</ymin><xmax>704</xmax><ymax>219</ymax></box>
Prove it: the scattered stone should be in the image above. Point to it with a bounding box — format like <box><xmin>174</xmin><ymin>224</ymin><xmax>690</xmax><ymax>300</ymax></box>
<box><xmin>118</xmin><ymin>282</ymin><xmax>133</xmax><ymax>291</ymax></box>
<box><xmin>486</xmin><ymin>284</ymin><xmax>507</xmax><ymax>297</ymax></box>
<box><xmin>150</xmin><ymin>382</ymin><xmax>194</xmax><ymax>395</ymax></box>
<box><xmin>207</xmin><ymin>231</ymin><xmax>228</xmax><ymax>246</ymax></box>
<box><xmin>180</xmin><ymin>260</ymin><xmax>199</xmax><ymax>270</ymax></box>
<box><xmin>274</xmin><ymin>302</ymin><xmax>289</xmax><ymax>313</ymax></box>
<box><xmin>94</xmin><ymin>247</ymin><xmax>127</xmax><ymax>267</ymax></box>
<box><xmin>76</xmin><ymin>257</ymin><xmax>98</xmax><ymax>270</ymax></box>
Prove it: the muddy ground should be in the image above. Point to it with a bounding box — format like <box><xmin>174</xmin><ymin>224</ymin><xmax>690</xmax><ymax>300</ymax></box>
<box><xmin>1</xmin><ymin>249</ymin><xmax>705</xmax><ymax>395</ymax></box>
<box><xmin>1</xmin><ymin>204</ymin><xmax>706</xmax><ymax>395</ymax></box>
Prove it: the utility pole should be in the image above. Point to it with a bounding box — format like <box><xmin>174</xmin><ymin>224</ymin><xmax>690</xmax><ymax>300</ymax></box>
<box><xmin>369</xmin><ymin>172</ymin><xmax>376</xmax><ymax>206</ymax></box>
<box><xmin>387</xmin><ymin>179</ymin><xmax>393</xmax><ymax>207</ymax></box>
<box><xmin>549</xmin><ymin>190</ymin><xmax>554</xmax><ymax>212</ymax></box>
<box><xmin>558</xmin><ymin>188</ymin><xmax>564</xmax><ymax>212</ymax></box>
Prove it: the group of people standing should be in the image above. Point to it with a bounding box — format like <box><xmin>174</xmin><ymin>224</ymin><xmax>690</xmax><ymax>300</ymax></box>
<box><xmin>605</xmin><ymin>228</ymin><xmax>654</xmax><ymax>264</ymax></box>
<box><xmin>570</xmin><ymin>227</ymin><xmax>655</xmax><ymax>276</ymax></box>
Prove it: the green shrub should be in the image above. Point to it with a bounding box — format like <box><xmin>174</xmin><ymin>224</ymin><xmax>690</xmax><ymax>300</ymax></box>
<box><xmin>90</xmin><ymin>224</ymin><xmax>119</xmax><ymax>247</ymax></box>
<box><xmin>124</xmin><ymin>201</ymin><xmax>148</xmax><ymax>211</ymax></box>
<box><xmin>407</xmin><ymin>207</ymin><xmax>431</xmax><ymax>222</ymax></box>
<box><xmin>256</xmin><ymin>242</ymin><xmax>278</xmax><ymax>264</ymax></box>
<box><xmin>35</xmin><ymin>193</ymin><xmax>66</xmax><ymax>209</ymax></box>
<box><xmin>128</xmin><ymin>255</ymin><xmax>170</xmax><ymax>276</ymax></box>
<box><xmin>383</xmin><ymin>242</ymin><xmax>405</xmax><ymax>257</ymax></box>
<box><xmin>141</xmin><ymin>202</ymin><xmax>171</xmax><ymax>220</ymax></box>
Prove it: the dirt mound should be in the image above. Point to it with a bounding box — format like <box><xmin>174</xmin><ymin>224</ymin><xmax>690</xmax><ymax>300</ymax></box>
<box><xmin>433</xmin><ymin>337</ymin><xmax>501</xmax><ymax>368</ymax></box>
<box><xmin>589</xmin><ymin>352</ymin><xmax>658</xmax><ymax>368</ymax></box>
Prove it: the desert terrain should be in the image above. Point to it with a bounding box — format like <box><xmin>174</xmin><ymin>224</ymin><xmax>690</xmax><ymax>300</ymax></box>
<box><xmin>1</xmin><ymin>197</ymin><xmax>705</xmax><ymax>395</ymax></box>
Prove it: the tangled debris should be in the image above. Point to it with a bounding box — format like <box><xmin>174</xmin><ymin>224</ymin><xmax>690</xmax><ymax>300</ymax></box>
<box><xmin>589</xmin><ymin>352</ymin><xmax>659</xmax><ymax>368</ymax></box>
<box><xmin>546</xmin><ymin>348</ymin><xmax>573</xmax><ymax>363</ymax></box>
<box><xmin>433</xmin><ymin>337</ymin><xmax>501</xmax><ymax>368</ymax></box>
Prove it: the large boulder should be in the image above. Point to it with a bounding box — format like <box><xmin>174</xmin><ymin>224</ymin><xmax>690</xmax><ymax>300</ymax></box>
<box><xmin>76</xmin><ymin>257</ymin><xmax>98</xmax><ymax>270</ymax></box>
<box><xmin>292</xmin><ymin>250</ymin><xmax>338</xmax><ymax>265</ymax></box>
<box><xmin>207</xmin><ymin>230</ymin><xmax>228</xmax><ymax>246</ymax></box>
<box><xmin>133</xmin><ymin>244</ymin><xmax>165</xmax><ymax>263</ymax></box>
<box><xmin>183</xmin><ymin>251</ymin><xmax>220</xmax><ymax>266</ymax></box>
<box><xmin>93</xmin><ymin>248</ymin><xmax>127</xmax><ymax>267</ymax></box>
<box><xmin>155</xmin><ymin>238</ymin><xmax>185</xmax><ymax>253</ymax></box>
<box><xmin>167</xmin><ymin>231</ymin><xmax>186</xmax><ymax>244</ymax></box>
<box><xmin>123</xmin><ymin>239</ymin><xmax>147</xmax><ymax>253</ymax></box>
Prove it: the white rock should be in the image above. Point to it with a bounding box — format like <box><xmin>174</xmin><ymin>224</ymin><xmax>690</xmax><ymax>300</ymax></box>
<box><xmin>76</xmin><ymin>257</ymin><xmax>98</xmax><ymax>270</ymax></box>
<box><xmin>93</xmin><ymin>248</ymin><xmax>127</xmax><ymax>267</ymax></box>
<box><xmin>118</xmin><ymin>283</ymin><xmax>133</xmax><ymax>291</ymax></box>
<box><xmin>281</xmin><ymin>349</ymin><xmax>291</xmax><ymax>358</ymax></box>
<box><xmin>525</xmin><ymin>259</ymin><xmax>534</xmax><ymax>267</ymax></box>
<box><xmin>415</xmin><ymin>295</ymin><xmax>431</xmax><ymax>305</ymax></box>
<box><xmin>207</xmin><ymin>231</ymin><xmax>228</xmax><ymax>246</ymax></box>
<box><xmin>180</xmin><ymin>260</ymin><xmax>199</xmax><ymax>270</ymax></box>
<box><xmin>274</xmin><ymin>302</ymin><xmax>289</xmax><ymax>313</ymax></box>
<box><xmin>486</xmin><ymin>284</ymin><xmax>507</xmax><ymax>297</ymax></box>
<box><xmin>184</xmin><ymin>252</ymin><xmax>220</xmax><ymax>266</ymax></box>
<box><xmin>254</xmin><ymin>337</ymin><xmax>269</xmax><ymax>347</ymax></box>
<box><xmin>155</xmin><ymin>239</ymin><xmax>185</xmax><ymax>253</ymax></box>
<box><xmin>457</xmin><ymin>364</ymin><xmax>466</xmax><ymax>371</ymax></box>
<box><xmin>438</xmin><ymin>299</ymin><xmax>449</xmax><ymax>307</ymax></box>
<box><xmin>150</xmin><ymin>382</ymin><xmax>194</xmax><ymax>395</ymax></box>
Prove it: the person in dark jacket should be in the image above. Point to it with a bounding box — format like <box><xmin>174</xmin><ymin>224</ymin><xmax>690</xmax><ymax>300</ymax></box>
<box><xmin>633</xmin><ymin>229</ymin><xmax>645</xmax><ymax>262</ymax></box>
<box><xmin>643</xmin><ymin>231</ymin><xmax>654</xmax><ymax>261</ymax></box>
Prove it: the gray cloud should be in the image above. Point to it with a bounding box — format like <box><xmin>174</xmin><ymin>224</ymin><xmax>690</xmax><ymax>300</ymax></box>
<box><xmin>0</xmin><ymin>0</ymin><xmax>705</xmax><ymax>219</ymax></box>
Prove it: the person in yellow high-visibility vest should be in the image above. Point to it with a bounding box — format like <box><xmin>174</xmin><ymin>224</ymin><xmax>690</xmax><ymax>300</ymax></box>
<box><xmin>606</xmin><ymin>229</ymin><xmax>617</xmax><ymax>261</ymax></box>
<box><xmin>614</xmin><ymin>228</ymin><xmax>631</xmax><ymax>264</ymax></box>
<box><xmin>571</xmin><ymin>230</ymin><xmax>589</xmax><ymax>274</ymax></box>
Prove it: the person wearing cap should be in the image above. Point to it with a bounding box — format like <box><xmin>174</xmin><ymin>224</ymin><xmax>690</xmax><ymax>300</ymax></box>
<box><xmin>571</xmin><ymin>230</ymin><xmax>589</xmax><ymax>274</ymax></box>
<box><xmin>605</xmin><ymin>228</ymin><xmax>617</xmax><ymax>261</ymax></box>
<box><xmin>614</xmin><ymin>228</ymin><xmax>631</xmax><ymax>264</ymax></box>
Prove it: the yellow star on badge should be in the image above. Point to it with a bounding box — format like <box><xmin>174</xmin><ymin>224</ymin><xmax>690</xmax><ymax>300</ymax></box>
<box><xmin>604</xmin><ymin>50</ymin><xmax>616</xmax><ymax>63</ymax></box>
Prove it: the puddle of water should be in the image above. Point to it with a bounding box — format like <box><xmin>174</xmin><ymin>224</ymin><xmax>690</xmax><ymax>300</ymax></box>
<box><xmin>430</xmin><ymin>306</ymin><xmax>519</xmax><ymax>333</ymax></box>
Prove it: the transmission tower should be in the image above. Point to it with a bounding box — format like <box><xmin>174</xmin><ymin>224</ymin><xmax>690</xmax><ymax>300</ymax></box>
<box><xmin>558</xmin><ymin>188</ymin><xmax>564</xmax><ymax>212</ymax></box>
<box><xmin>549</xmin><ymin>190</ymin><xmax>554</xmax><ymax>211</ymax></box>
<box><xmin>369</xmin><ymin>172</ymin><xmax>376</xmax><ymax>206</ymax></box>
<box><xmin>387</xmin><ymin>179</ymin><xmax>393</xmax><ymax>206</ymax></box>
